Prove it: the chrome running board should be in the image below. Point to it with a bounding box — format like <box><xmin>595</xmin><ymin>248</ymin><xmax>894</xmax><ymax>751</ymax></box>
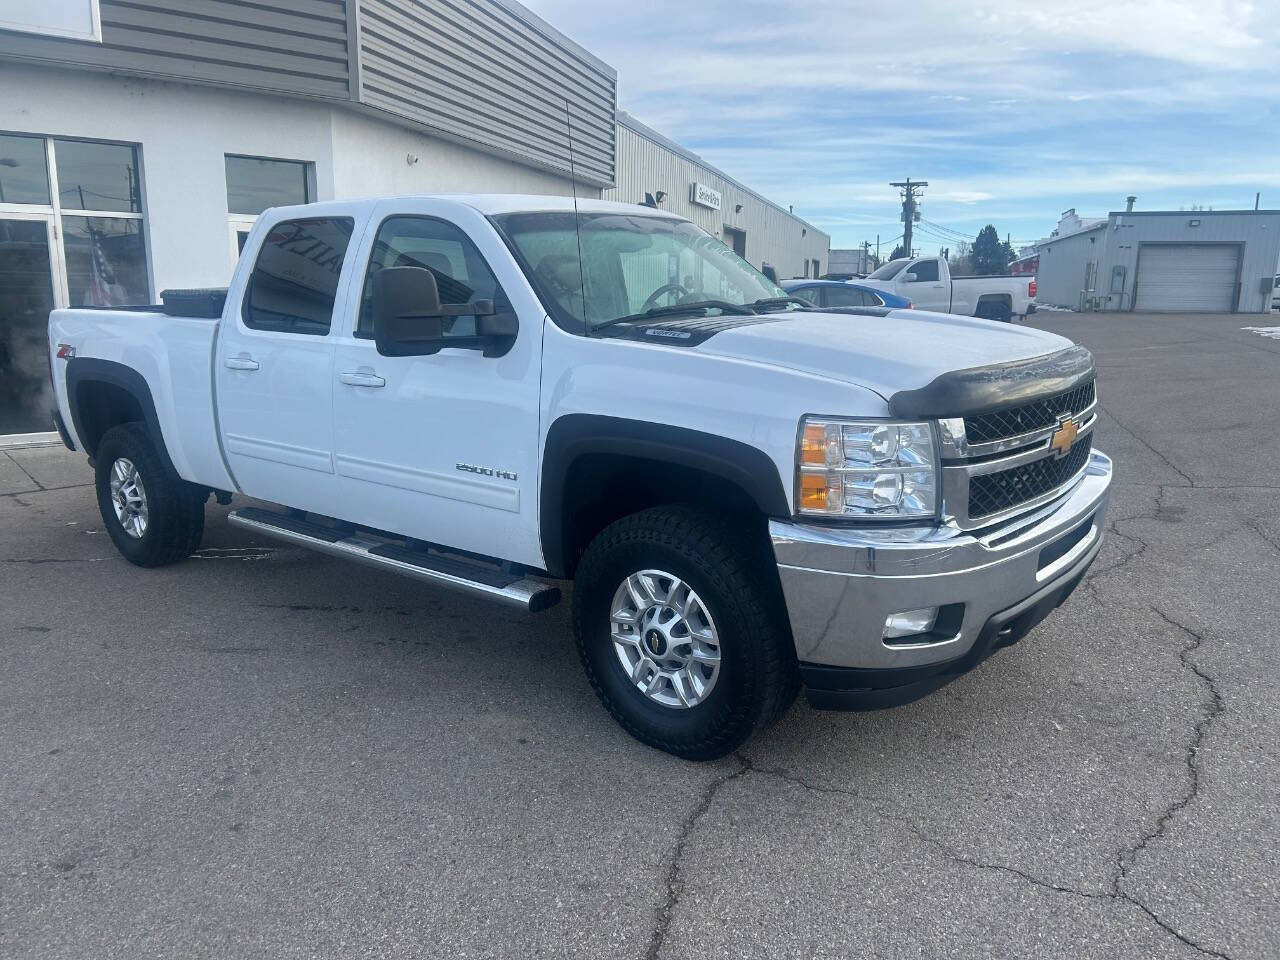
<box><xmin>227</xmin><ymin>507</ymin><xmax>560</xmax><ymax>613</ymax></box>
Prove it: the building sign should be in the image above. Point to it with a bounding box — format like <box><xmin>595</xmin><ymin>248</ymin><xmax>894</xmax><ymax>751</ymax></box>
<box><xmin>0</xmin><ymin>0</ymin><xmax>101</xmax><ymax>42</ymax></box>
<box><xmin>690</xmin><ymin>182</ymin><xmax>722</xmax><ymax>211</ymax></box>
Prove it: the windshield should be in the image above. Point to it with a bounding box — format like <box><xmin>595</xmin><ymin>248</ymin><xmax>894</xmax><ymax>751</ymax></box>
<box><xmin>867</xmin><ymin>258</ymin><xmax>911</xmax><ymax>281</ymax></box>
<box><xmin>491</xmin><ymin>211</ymin><xmax>791</xmax><ymax>331</ymax></box>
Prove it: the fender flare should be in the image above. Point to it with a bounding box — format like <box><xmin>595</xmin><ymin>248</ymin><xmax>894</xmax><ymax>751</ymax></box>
<box><xmin>65</xmin><ymin>357</ymin><xmax>179</xmax><ymax>476</ymax></box>
<box><xmin>539</xmin><ymin>414</ymin><xmax>791</xmax><ymax>578</ymax></box>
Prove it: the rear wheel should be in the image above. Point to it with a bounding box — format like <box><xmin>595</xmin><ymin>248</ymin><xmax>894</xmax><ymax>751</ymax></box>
<box><xmin>976</xmin><ymin>299</ymin><xmax>1013</xmax><ymax>323</ymax></box>
<box><xmin>572</xmin><ymin>505</ymin><xmax>798</xmax><ymax>760</ymax></box>
<box><xmin>95</xmin><ymin>423</ymin><xmax>205</xmax><ymax>567</ymax></box>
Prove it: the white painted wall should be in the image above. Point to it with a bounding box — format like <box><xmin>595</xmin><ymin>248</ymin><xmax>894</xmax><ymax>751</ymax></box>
<box><xmin>328</xmin><ymin>108</ymin><xmax>587</xmax><ymax>200</ymax></box>
<box><xmin>1</xmin><ymin>61</ymin><xmax>337</xmax><ymax>292</ymax></box>
<box><xmin>1</xmin><ymin>62</ymin><xmax>589</xmax><ymax>296</ymax></box>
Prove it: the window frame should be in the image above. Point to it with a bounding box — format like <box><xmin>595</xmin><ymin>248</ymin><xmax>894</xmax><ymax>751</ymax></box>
<box><xmin>224</xmin><ymin>153</ymin><xmax>315</xmax><ymax>269</ymax></box>
<box><xmin>351</xmin><ymin>213</ymin><xmax>507</xmax><ymax>342</ymax></box>
<box><xmin>240</xmin><ymin>215</ymin><xmax>356</xmax><ymax>337</ymax></box>
<box><xmin>0</xmin><ymin>132</ymin><xmax>151</xmax><ymax>307</ymax></box>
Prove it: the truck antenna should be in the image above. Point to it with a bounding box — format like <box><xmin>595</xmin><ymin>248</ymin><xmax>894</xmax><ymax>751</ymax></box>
<box><xmin>563</xmin><ymin>98</ymin><xmax>589</xmax><ymax>334</ymax></box>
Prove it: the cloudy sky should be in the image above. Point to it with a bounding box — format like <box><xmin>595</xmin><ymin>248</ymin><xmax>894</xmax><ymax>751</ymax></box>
<box><xmin>526</xmin><ymin>0</ymin><xmax>1280</xmax><ymax>252</ymax></box>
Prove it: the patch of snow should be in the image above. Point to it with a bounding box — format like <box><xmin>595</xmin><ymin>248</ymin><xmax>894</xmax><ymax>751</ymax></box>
<box><xmin>1033</xmin><ymin>302</ymin><xmax>1075</xmax><ymax>313</ymax></box>
<box><xmin>1242</xmin><ymin>326</ymin><xmax>1280</xmax><ymax>340</ymax></box>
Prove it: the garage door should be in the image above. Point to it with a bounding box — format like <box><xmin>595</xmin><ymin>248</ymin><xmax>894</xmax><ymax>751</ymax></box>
<box><xmin>1134</xmin><ymin>244</ymin><xmax>1240</xmax><ymax>312</ymax></box>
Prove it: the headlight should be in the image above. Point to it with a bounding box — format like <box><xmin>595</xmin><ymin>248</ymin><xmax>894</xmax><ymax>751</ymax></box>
<box><xmin>796</xmin><ymin>417</ymin><xmax>938</xmax><ymax>519</ymax></box>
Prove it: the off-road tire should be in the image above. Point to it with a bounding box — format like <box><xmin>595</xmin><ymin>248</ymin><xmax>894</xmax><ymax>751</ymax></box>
<box><xmin>572</xmin><ymin>505</ymin><xmax>799</xmax><ymax>760</ymax></box>
<box><xmin>95</xmin><ymin>422</ymin><xmax>205</xmax><ymax>567</ymax></box>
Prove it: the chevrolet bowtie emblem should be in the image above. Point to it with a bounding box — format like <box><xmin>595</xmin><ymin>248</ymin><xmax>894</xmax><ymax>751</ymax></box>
<box><xmin>1049</xmin><ymin>416</ymin><xmax>1079</xmax><ymax>458</ymax></box>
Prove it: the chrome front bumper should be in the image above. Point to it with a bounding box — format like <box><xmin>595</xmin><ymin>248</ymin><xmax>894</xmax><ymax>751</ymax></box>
<box><xmin>770</xmin><ymin>450</ymin><xmax>1112</xmax><ymax>674</ymax></box>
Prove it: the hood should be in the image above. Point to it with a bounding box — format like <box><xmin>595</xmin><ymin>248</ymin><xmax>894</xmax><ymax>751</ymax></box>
<box><xmin>686</xmin><ymin>309</ymin><xmax>1074</xmax><ymax>401</ymax></box>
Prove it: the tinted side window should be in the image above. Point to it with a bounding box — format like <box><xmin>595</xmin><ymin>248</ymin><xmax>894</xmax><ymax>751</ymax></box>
<box><xmin>357</xmin><ymin>216</ymin><xmax>503</xmax><ymax>339</ymax></box>
<box><xmin>243</xmin><ymin>217</ymin><xmax>353</xmax><ymax>335</ymax></box>
<box><xmin>791</xmin><ymin>285</ymin><xmax>821</xmax><ymax>306</ymax></box>
<box><xmin>909</xmin><ymin>260</ymin><xmax>939</xmax><ymax>282</ymax></box>
<box><xmin>823</xmin><ymin>285</ymin><xmax>867</xmax><ymax>308</ymax></box>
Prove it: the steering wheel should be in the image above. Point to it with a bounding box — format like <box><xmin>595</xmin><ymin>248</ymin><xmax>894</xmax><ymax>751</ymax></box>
<box><xmin>640</xmin><ymin>283</ymin><xmax>691</xmax><ymax>312</ymax></box>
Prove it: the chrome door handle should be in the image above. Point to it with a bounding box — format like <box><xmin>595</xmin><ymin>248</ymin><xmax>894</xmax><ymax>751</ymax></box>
<box><xmin>339</xmin><ymin>372</ymin><xmax>386</xmax><ymax>388</ymax></box>
<box><xmin>224</xmin><ymin>356</ymin><xmax>259</xmax><ymax>371</ymax></box>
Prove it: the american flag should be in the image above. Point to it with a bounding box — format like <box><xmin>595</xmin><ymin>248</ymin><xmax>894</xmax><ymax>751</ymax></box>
<box><xmin>86</xmin><ymin>224</ymin><xmax>124</xmax><ymax>307</ymax></box>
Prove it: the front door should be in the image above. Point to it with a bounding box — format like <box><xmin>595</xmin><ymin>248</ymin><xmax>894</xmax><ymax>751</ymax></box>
<box><xmin>214</xmin><ymin>213</ymin><xmax>360</xmax><ymax>511</ymax></box>
<box><xmin>330</xmin><ymin>200</ymin><xmax>544</xmax><ymax>567</ymax></box>
<box><xmin>0</xmin><ymin>215</ymin><xmax>61</xmax><ymax>435</ymax></box>
<box><xmin>903</xmin><ymin>259</ymin><xmax>948</xmax><ymax>312</ymax></box>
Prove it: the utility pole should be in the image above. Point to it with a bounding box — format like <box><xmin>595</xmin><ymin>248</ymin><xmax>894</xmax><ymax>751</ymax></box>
<box><xmin>862</xmin><ymin>240</ymin><xmax>871</xmax><ymax>274</ymax></box>
<box><xmin>875</xmin><ymin>234</ymin><xmax>880</xmax><ymax>264</ymax></box>
<box><xmin>890</xmin><ymin>178</ymin><xmax>927</xmax><ymax>262</ymax></box>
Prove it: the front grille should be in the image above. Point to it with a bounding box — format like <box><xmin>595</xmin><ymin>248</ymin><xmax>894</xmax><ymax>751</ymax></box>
<box><xmin>969</xmin><ymin>436</ymin><xmax>1093</xmax><ymax>520</ymax></box>
<box><xmin>964</xmin><ymin>380</ymin><xmax>1096</xmax><ymax>445</ymax></box>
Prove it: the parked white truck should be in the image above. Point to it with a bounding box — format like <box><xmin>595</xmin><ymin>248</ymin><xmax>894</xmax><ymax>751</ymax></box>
<box><xmin>859</xmin><ymin>255</ymin><xmax>1037</xmax><ymax>322</ymax></box>
<box><xmin>48</xmin><ymin>196</ymin><xmax>1109</xmax><ymax>759</ymax></box>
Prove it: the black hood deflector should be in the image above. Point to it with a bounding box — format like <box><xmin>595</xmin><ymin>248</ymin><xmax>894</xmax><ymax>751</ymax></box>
<box><xmin>888</xmin><ymin>344</ymin><xmax>1096</xmax><ymax>419</ymax></box>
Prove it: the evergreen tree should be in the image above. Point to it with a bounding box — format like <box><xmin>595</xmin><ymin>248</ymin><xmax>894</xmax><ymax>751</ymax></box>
<box><xmin>971</xmin><ymin>225</ymin><xmax>1013</xmax><ymax>275</ymax></box>
<box><xmin>889</xmin><ymin>244</ymin><xmax>906</xmax><ymax>261</ymax></box>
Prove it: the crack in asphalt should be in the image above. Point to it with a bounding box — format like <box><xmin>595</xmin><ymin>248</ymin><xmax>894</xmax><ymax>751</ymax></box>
<box><xmin>732</xmin><ymin>748</ymin><xmax>1236</xmax><ymax>960</ymax></box>
<box><xmin>1240</xmin><ymin>518</ymin><xmax>1280</xmax><ymax>554</ymax></box>
<box><xmin>4</xmin><ymin>454</ymin><xmax>46</xmax><ymax>490</ymax></box>
<box><xmin>1099</xmin><ymin>406</ymin><xmax>1196</xmax><ymax>487</ymax></box>
<box><xmin>647</xmin><ymin>598</ymin><xmax>1232</xmax><ymax>960</ymax></box>
<box><xmin>1079</xmin><ymin>484</ymin><xmax>1176</xmax><ymax>602</ymax></box>
<box><xmin>1111</xmin><ymin>608</ymin><xmax>1228</xmax><ymax>915</ymax></box>
<box><xmin>644</xmin><ymin>757</ymin><xmax>749</xmax><ymax>960</ymax></box>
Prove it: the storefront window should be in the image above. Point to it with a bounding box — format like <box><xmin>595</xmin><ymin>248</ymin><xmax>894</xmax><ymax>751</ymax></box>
<box><xmin>225</xmin><ymin>155</ymin><xmax>310</xmax><ymax>216</ymax></box>
<box><xmin>61</xmin><ymin>216</ymin><xmax>150</xmax><ymax>308</ymax></box>
<box><xmin>1</xmin><ymin>135</ymin><xmax>149</xmax><ymax>435</ymax></box>
<box><xmin>54</xmin><ymin>138</ymin><xmax>142</xmax><ymax>213</ymax></box>
<box><xmin>0</xmin><ymin>133</ymin><xmax>51</xmax><ymax>205</ymax></box>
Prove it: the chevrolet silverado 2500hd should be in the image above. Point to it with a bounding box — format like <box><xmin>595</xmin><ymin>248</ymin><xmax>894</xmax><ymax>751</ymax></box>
<box><xmin>48</xmin><ymin>196</ymin><xmax>1110</xmax><ymax>759</ymax></box>
<box><xmin>859</xmin><ymin>255</ymin><xmax>1036</xmax><ymax>322</ymax></box>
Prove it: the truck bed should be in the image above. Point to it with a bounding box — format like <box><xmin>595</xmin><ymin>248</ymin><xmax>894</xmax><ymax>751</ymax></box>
<box><xmin>49</xmin><ymin>306</ymin><xmax>235</xmax><ymax>491</ymax></box>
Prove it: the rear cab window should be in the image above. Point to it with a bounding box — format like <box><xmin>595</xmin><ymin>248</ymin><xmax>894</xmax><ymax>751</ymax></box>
<box><xmin>242</xmin><ymin>217</ymin><xmax>355</xmax><ymax>335</ymax></box>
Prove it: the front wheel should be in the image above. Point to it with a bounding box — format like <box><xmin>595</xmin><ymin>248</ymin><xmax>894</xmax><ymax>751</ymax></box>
<box><xmin>572</xmin><ymin>505</ymin><xmax>798</xmax><ymax>760</ymax></box>
<box><xmin>95</xmin><ymin>422</ymin><xmax>205</xmax><ymax>567</ymax></box>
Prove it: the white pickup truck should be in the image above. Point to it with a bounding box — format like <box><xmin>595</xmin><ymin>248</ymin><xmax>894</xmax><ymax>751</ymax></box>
<box><xmin>859</xmin><ymin>256</ymin><xmax>1037</xmax><ymax>322</ymax></box>
<box><xmin>48</xmin><ymin>195</ymin><xmax>1110</xmax><ymax>759</ymax></box>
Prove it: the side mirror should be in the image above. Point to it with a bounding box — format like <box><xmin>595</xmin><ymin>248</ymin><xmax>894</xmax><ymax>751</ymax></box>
<box><xmin>372</xmin><ymin>266</ymin><xmax>513</xmax><ymax>358</ymax></box>
<box><xmin>373</xmin><ymin>267</ymin><xmax>445</xmax><ymax>357</ymax></box>
<box><xmin>902</xmin><ymin>272</ymin><xmax>918</xmax><ymax>283</ymax></box>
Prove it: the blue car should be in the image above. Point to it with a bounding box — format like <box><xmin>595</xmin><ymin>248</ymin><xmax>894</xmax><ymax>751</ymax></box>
<box><xmin>780</xmin><ymin>278</ymin><xmax>913</xmax><ymax>310</ymax></box>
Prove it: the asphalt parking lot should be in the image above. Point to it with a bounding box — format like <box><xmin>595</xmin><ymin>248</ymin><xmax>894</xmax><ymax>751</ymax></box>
<box><xmin>2</xmin><ymin>312</ymin><xmax>1277</xmax><ymax>960</ymax></box>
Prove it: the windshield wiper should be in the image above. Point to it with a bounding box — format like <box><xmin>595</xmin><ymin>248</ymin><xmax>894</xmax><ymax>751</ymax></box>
<box><xmin>748</xmin><ymin>296</ymin><xmax>813</xmax><ymax>312</ymax></box>
<box><xmin>593</xmin><ymin>299</ymin><xmax>755</xmax><ymax>331</ymax></box>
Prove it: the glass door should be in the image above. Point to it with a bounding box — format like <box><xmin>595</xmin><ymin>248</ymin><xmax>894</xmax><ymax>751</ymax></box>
<box><xmin>0</xmin><ymin>215</ymin><xmax>60</xmax><ymax>435</ymax></box>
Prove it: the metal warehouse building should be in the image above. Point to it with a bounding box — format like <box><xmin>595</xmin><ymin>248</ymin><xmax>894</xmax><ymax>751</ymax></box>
<box><xmin>606</xmin><ymin>112</ymin><xmax>828</xmax><ymax>281</ymax></box>
<box><xmin>0</xmin><ymin>0</ymin><xmax>823</xmax><ymax>439</ymax></box>
<box><xmin>1036</xmin><ymin>205</ymin><xmax>1280</xmax><ymax>313</ymax></box>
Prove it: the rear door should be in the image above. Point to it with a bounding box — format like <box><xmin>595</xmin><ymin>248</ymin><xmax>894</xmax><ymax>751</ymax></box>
<box><xmin>328</xmin><ymin>199</ymin><xmax>545</xmax><ymax>567</ymax></box>
<box><xmin>215</xmin><ymin>212</ymin><xmax>362</xmax><ymax>512</ymax></box>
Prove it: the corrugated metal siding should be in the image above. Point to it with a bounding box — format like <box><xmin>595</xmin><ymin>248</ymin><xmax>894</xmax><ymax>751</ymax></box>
<box><xmin>1105</xmin><ymin>212</ymin><xmax>1280</xmax><ymax>313</ymax></box>
<box><xmin>357</xmin><ymin>0</ymin><xmax>616</xmax><ymax>187</ymax></box>
<box><xmin>606</xmin><ymin>121</ymin><xmax>829</xmax><ymax>277</ymax></box>
<box><xmin>1034</xmin><ymin>227</ymin><xmax>1106</xmax><ymax>309</ymax></box>
<box><xmin>0</xmin><ymin>0</ymin><xmax>352</xmax><ymax>100</ymax></box>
